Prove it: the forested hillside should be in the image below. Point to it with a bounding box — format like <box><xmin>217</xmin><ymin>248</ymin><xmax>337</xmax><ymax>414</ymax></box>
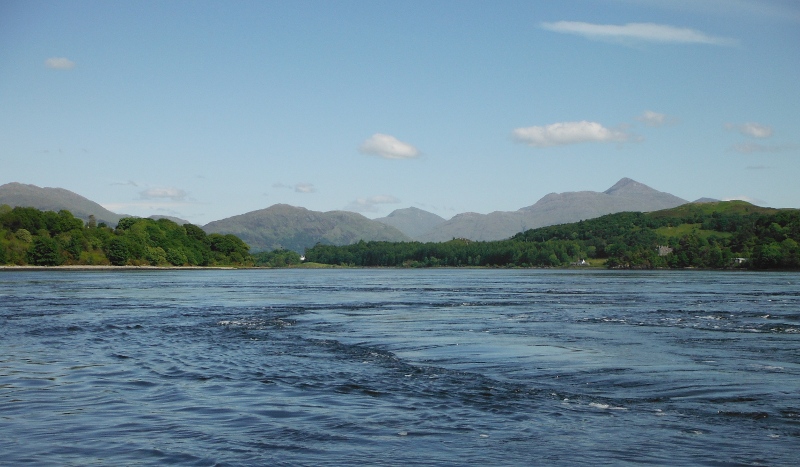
<box><xmin>304</xmin><ymin>202</ymin><xmax>800</xmax><ymax>269</ymax></box>
<box><xmin>0</xmin><ymin>205</ymin><xmax>251</xmax><ymax>267</ymax></box>
<box><xmin>204</xmin><ymin>204</ymin><xmax>410</xmax><ymax>253</ymax></box>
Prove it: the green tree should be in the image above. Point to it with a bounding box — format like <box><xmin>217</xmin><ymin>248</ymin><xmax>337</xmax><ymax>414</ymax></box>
<box><xmin>253</xmin><ymin>249</ymin><xmax>302</xmax><ymax>267</ymax></box>
<box><xmin>15</xmin><ymin>229</ymin><xmax>33</xmax><ymax>243</ymax></box>
<box><xmin>0</xmin><ymin>238</ymin><xmax>7</xmax><ymax>264</ymax></box>
<box><xmin>106</xmin><ymin>237</ymin><xmax>131</xmax><ymax>265</ymax></box>
<box><xmin>166</xmin><ymin>248</ymin><xmax>188</xmax><ymax>266</ymax></box>
<box><xmin>27</xmin><ymin>237</ymin><xmax>63</xmax><ymax>266</ymax></box>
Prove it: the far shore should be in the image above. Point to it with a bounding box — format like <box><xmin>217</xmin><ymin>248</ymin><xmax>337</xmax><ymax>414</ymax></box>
<box><xmin>0</xmin><ymin>265</ymin><xmax>239</xmax><ymax>271</ymax></box>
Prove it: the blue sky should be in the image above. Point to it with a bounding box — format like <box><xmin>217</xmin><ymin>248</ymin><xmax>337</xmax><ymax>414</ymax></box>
<box><xmin>2</xmin><ymin>0</ymin><xmax>799</xmax><ymax>225</ymax></box>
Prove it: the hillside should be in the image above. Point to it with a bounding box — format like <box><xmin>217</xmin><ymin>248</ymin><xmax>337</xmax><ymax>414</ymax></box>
<box><xmin>0</xmin><ymin>178</ymin><xmax>715</xmax><ymax>250</ymax></box>
<box><xmin>0</xmin><ymin>207</ymin><xmax>250</xmax><ymax>267</ymax></box>
<box><xmin>374</xmin><ymin>207</ymin><xmax>446</xmax><ymax>239</ymax></box>
<box><xmin>203</xmin><ymin>204</ymin><xmax>411</xmax><ymax>253</ymax></box>
<box><xmin>0</xmin><ymin>182</ymin><xmax>124</xmax><ymax>226</ymax></box>
<box><xmin>417</xmin><ymin>178</ymin><xmax>688</xmax><ymax>242</ymax></box>
<box><xmin>647</xmin><ymin>200</ymin><xmax>777</xmax><ymax>219</ymax></box>
<box><xmin>304</xmin><ymin>201</ymin><xmax>800</xmax><ymax>269</ymax></box>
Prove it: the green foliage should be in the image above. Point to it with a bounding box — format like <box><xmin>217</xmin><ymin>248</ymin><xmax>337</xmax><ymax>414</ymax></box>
<box><xmin>104</xmin><ymin>218</ymin><xmax>252</xmax><ymax>267</ymax></box>
<box><xmin>0</xmin><ymin>208</ymin><xmax>251</xmax><ymax>267</ymax></box>
<box><xmin>15</xmin><ymin>228</ymin><xmax>33</xmax><ymax>243</ymax></box>
<box><xmin>166</xmin><ymin>248</ymin><xmax>188</xmax><ymax>266</ymax></box>
<box><xmin>655</xmin><ymin>224</ymin><xmax>731</xmax><ymax>240</ymax></box>
<box><xmin>27</xmin><ymin>237</ymin><xmax>63</xmax><ymax>266</ymax></box>
<box><xmin>305</xmin><ymin>202</ymin><xmax>800</xmax><ymax>270</ymax></box>
<box><xmin>1</xmin><ymin>203</ymin><xmax>797</xmax><ymax>270</ymax></box>
<box><xmin>105</xmin><ymin>237</ymin><xmax>130</xmax><ymax>265</ymax></box>
<box><xmin>253</xmin><ymin>249</ymin><xmax>302</xmax><ymax>267</ymax></box>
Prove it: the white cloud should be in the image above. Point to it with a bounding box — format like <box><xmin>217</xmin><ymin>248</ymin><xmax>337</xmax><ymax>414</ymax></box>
<box><xmin>139</xmin><ymin>187</ymin><xmax>188</xmax><ymax>201</ymax></box>
<box><xmin>730</xmin><ymin>142</ymin><xmax>795</xmax><ymax>154</ymax></box>
<box><xmin>726</xmin><ymin>122</ymin><xmax>773</xmax><ymax>138</ymax></box>
<box><xmin>540</xmin><ymin>21</ymin><xmax>736</xmax><ymax>46</ymax></box>
<box><xmin>636</xmin><ymin>110</ymin><xmax>677</xmax><ymax>127</ymax></box>
<box><xmin>273</xmin><ymin>182</ymin><xmax>316</xmax><ymax>193</ymax></box>
<box><xmin>45</xmin><ymin>57</ymin><xmax>76</xmax><ymax>70</ymax></box>
<box><xmin>345</xmin><ymin>195</ymin><xmax>401</xmax><ymax>213</ymax></box>
<box><xmin>359</xmin><ymin>133</ymin><xmax>420</xmax><ymax>160</ymax></box>
<box><xmin>110</xmin><ymin>180</ymin><xmax>139</xmax><ymax>187</ymax></box>
<box><xmin>512</xmin><ymin>121</ymin><xmax>630</xmax><ymax>147</ymax></box>
<box><xmin>294</xmin><ymin>183</ymin><xmax>316</xmax><ymax>193</ymax></box>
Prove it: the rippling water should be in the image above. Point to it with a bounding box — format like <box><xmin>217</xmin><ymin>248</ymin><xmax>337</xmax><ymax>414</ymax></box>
<box><xmin>1</xmin><ymin>269</ymin><xmax>799</xmax><ymax>466</ymax></box>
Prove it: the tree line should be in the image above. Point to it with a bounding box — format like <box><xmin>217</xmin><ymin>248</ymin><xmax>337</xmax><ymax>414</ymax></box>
<box><xmin>4</xmin><ymin>202</ymin><xmax>797</xmax><ymax>269</ymax></box>
<box><xmin>0</xmin><ymin>205</ymin><xmax>252</xmax><ymax>267</ymax></box>
<box><xmin>304</xmin><ymin>204</ymin><xmax>800</xmax><ymax>269</ymax></box>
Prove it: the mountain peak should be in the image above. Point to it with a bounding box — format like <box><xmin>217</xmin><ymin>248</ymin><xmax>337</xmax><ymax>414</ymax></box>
<box><xmin>375</xmin><ymin>207</ymin><xmax>446</xmax><ymax>239</ymax></box>
<box><xmin>604</xmin><ymin>177</ymin><xmax>654</xmax><ymax>195</ymax></box>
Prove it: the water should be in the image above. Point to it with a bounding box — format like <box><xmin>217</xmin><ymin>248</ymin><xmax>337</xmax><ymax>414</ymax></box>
<box><xmin>1</xmin><ymin>269</ymin><xmax>798</xmax><ymax>466</ymax></box>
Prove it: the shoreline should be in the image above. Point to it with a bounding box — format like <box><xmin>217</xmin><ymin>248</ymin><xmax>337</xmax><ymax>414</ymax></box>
<box><xmin>0</xmin><ymin>264</ymin><xmax>777</xmax><ymax>272</ymax></box>
<box><xmin>0</xmin><ymin>265</ymin><xmax>238</xmax><ymax>271</ymax></box>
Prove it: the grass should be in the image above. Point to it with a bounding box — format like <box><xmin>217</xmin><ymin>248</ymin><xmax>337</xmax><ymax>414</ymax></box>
<box><xmin>655</xmin><ymin>223</ymin><xmax>732</xmax><ymax>239</ymax></box>
<box><xmin>649</xmin><ymin>200</ymin><xmax>777</xmax><ymax>219</ymax></box>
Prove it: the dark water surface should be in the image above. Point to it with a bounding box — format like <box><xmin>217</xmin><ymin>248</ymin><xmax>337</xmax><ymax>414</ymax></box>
<box><xmin>1</xmin><ymin>269</ymin><xmax>799</xmax><ymax>466</ymax></box>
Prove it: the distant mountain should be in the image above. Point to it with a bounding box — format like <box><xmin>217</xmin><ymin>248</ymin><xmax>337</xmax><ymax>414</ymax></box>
<box><xmin>602</xmin><ymin>177</ymin><xmax>687</xmax><ymax>206</ymax></box>
<box><xmin>203</xmin><ymin>204</ymin><xmax>411</xmax><ymax>253</ymax></box>
<box><xmin>518</xmin><ymin>177</ymin><xmax>687</xmax><ymax>220</ymax></box>
<box><xmin>417</xmin><ymin>210</ymin><xmax>527</xmax><ymax>243</ymax></box>
<box><xmin>0</xmin><ymin>178</ymin><xmax>697</xmax><ymax>248</ymax></box>
<box><xmin>374</xmin><ymin>207</ymin><xmax>446</xmax><ymax>239</ymax></box>
<box><xmin>0</xmin><ymin>182</ymin><xmax>124</xmax><ymax>226</ymax></box>
<box><xmin>417</xmin><ymin>178</ymin><xmax>689</xmax><ymax>242</ymax></box>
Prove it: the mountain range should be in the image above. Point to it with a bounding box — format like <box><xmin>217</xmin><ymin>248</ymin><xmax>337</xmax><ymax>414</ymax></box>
<box><xmin>2</xmin><ymin>178</ymin><xmax>697</xmax><ymax>252</ymax></box>
<box><xmin>402</xmin><ymin>177</ymin><xmax>688</xmax><ymax>242</ymax></box>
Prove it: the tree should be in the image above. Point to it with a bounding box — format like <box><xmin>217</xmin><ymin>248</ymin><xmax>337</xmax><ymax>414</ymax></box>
<box><xmin>106</xmin><ymin>237</ymin><xmax>130</xmax><ymax>266</ymax></box>
<box><xmin>27</xmin><ymin>237</ymin><xmax>63</xmax><ymax>266</ymax></box>
<box><xmin>166</xmin><ymin>248</ymin><xmax>188</xmax><ymax>266</ymax></box>
<box><xmin>183</xmin><ymin>224</ymin><xmax>207</xmax><ymax>243</ymax></box>
<box><xmin>115</xmin><ymin>217</ymin><xmax>138</xmax><ymax>231</ymax></box>
<box><xmin>15</xmin><ymin>229</ymin><xmax>33</xmax><ymax>243</ymax></box>
<box><xmin>253</xmin><ymin>249</ymin><xmax>301</xmax><ymax>267</ymax></box>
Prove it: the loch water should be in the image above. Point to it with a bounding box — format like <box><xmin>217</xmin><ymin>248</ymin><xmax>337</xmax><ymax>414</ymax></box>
<box><xmin>1</xmin><ymin>269</ymin><xmax>799</xmax><ymax>466</ymax></box>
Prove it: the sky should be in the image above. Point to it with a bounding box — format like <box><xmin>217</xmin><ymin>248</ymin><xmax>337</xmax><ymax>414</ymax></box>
<box><xmin>1</xmin><ymin>0</ymin><xmax>799</xmax><ymax>225</ymax></box>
